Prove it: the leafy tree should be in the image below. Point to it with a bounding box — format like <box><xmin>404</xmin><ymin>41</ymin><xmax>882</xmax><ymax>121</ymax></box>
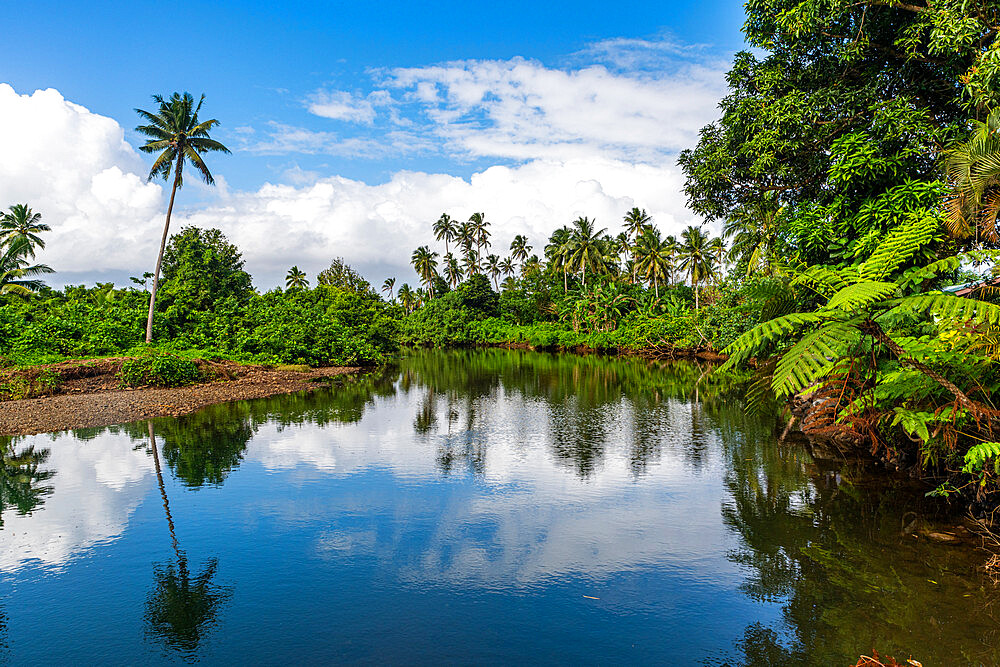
<box><xmin>135</xmin><ymin>92</ymin><xmax>230</xmax><ymax>343</ymax></box>
<box><xmin>381</xmin><ymin>277</ymin><xmax>395</xmax><ymax>301</ymax></box>
<box><xmin>317</xmin><ymin>257</ymin><xmax>372</xmax><ymax>293</ymax></box>
<box><xmin>285</xmin><ymin>266</ymin><xmax>309</xmax><ymax>290</ymax></box>
<box><xmin>159</xmin><ymin>227</ymin><xmax>253</xmax><ymax>317</ymax></box>
<box><xmin>0</xmin><ymin>237</ymin><xmax>53</xmax><ymax>296</ymax></box>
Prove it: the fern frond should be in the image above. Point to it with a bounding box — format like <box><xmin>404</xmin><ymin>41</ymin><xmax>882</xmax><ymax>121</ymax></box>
<box><xmin>825</xmin><ymin>280</ymin><xmax>898</xmax><ymax>311</ymax></box>
<box><xmin>886</xmin><ymin>293</ymin><xmax>1000</xmax><ymax>327</ymax></box>
<box><xmin>897</xmin><ymin>249</ymin><xmax>1000</xmax><ymax>291</ymax></box>
<box><xmin>719</xmin><ymin>311</ymin><xmax>825</xmax><ymax>371</ymax></box>
<box><xmin>791</xmin><ymin>264</ymin><xmax>859</xmax><ymax>297</ymax></box>
<box><xmin>963</xmin><ymin>441</ymin><xmax>1000</xmax><ymax>474</ymax></box>
<box><xmin>859</xmin><ymin>213</ymin><xmax>939</xmax><ymax>281</ymax></box>
<box><xmin>771</xmin><ymin>321</ymin><xmax>859</xmax><ymax>397</ymax></box>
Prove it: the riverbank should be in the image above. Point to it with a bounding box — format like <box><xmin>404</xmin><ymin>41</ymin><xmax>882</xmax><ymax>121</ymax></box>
<box><xmin>0</xmin><ymin>357</ymin><xmax>359</xmax><ymax>435</ymax></box>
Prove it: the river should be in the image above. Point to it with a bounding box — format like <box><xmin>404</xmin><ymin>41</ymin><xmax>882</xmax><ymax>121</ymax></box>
<box><xmin>1</xmin><ymin>349</ymin><xmax>997</xmax><ymax>664</ymax></box>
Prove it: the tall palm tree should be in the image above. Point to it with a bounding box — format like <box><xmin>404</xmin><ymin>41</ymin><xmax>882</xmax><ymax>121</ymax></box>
<box><xmin>634</xmin><ymin>227</ymin><xmax>669</xmax><ymax>298</ymax></box>
<box><xmin>485</xmin><ymin>254</ymin><xmax>501</xmax><ymax>290</ymax></box>
<box><xmin>398</xmin><ymin>283</ymin><xmax>416</xmax><ymax>314</ymax></box>
<box><xmin>456</xmin><ymin>221</ymin><xmax>477</xmax><ymax>272</ymax></box>
<box><xmin>468</xmin><ymin>212</ymin><xmax>491</xmax><ymax>264</ymax></box>
<box><xmin>944</xmin><ymin>107</ymin><xmax>1000</xmax><ymax>245</ymax></box>
<box><xmin>285</xmin><ymin>266</ymin><xmax>309</xmax><ymax>290</ymax></box>
<box><xmin>433</xmin><ymin>213</ymin><xmax>457</xmax><ymax>255</ymax></box>
<box><xmin>623</xmin><ymin>207</ymin><xmax>651</xmax><ymax>241</ymax></box>
<box><xmin>663</xmin><ymin>234</ymin><xmax>679</xmax><ymax>285</ymax></box>
<box><xmin>510</xmin><ymin>235</ymin><xmax>531</xmax><ymax>270</ymax></box>
<box><xmin>723</xmin><ymin>195</ymin><xmax>783</xmax><ymax>276</ymax></box>
<box><xmin>615</xmin><ymin>231</ymin><xmax>631</xmax><ymax>279</ymax></box>
<box><xmin>0</xmin><ymin>205</ymin><xmax>50</xmax><ymax>259</ymax></box>
<box><xmin>410</xmin><ymin>246</ymin><xmax>439</xmax><ymax>297</ymax></box>
<box><xmin>678</xmin><ymin>225</ymin><xmax>717</xmax><ymax>309</ymax></box>
<box><xmin>135</xmin><ymin>92</ymin><xmax>230</xmax><ymax>343</ymax></box>
<box><xmin>0</xmin><ymin>241</ymin><xmax>53</xmax><ymax>295</ymax></box>
<box><xmin>545</xmin><ymin>226</ymin><xmax>573</xmax><ymax>293</ymax></box>
<box><xmin>443</xmin><ymin>253</ymin><xmax>463</xmax><ymax>288</ymax></box>
<box><xmin>499</xmin><ymin>257</ymin><xmax>515</xmax><ymax>280</ymax></box>
<box><xmin>568</xmin><ymin>216</ymin><xmax>608</xmax><ymax>288</ymax></box>
<box><xmin>381</xmin><ymin>277</ymin><xmax>396</xmax><ymax>301</ymax></box>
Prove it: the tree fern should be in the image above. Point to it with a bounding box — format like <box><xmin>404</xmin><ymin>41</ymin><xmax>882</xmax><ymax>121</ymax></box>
<box><xmin>963</xmin><ymin>442</ymin><xmax>1000</xmax><ymax>474</ymax></box>
<box><xmin>825</xmin><ymin>280</ymin><xmax>898</xmax><ymax>311</ymax></box>
<box><xmin>791</xmin><ymin>264</ymin><xmax>858</xmax><ymax>297</ymax></box>
<box><xmin>771</xmin><ymin>321</ymin><xmax>859</xmax><ymax>397</ymax></box>
<box><xmin>859</xmin><ymin>213</ymin><xmax>939</xmax><ymax>281</ymax></box>
<box><xmin>720</xmin><ymin>311</ymin><xmax>824</xmax><ymax>370</ymax></box>
<box><xmin>888</xmin><ymin>293</ymin><xmax>1000</xmax><ymax>327</ymax></box>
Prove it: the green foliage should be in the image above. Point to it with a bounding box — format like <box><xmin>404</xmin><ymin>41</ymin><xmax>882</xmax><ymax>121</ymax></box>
<box><xmin>119</xmin><ymin>350</ymin><xmax>202</xmax><ymax>388</ymax></box>
<box><xmin>963</xmin><ymin>442</ymin><xmax>1000</xmax><ymax>475</ymax></box>
<box><xmin>159</xmin><ymin>227</ymin><xmax>253</xmax><ymax>318</ymax></box>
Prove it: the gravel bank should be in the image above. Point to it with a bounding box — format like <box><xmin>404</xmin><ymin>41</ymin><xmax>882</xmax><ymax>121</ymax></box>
<box><xmin>0</xmin><ymin>359</ymin><xmax>359</xmax><ymax>436</ymax></box>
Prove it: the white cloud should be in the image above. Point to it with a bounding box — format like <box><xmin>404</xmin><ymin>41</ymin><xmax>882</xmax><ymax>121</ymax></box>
<box><xmin>0</xmin><ymin>37</ymin><xmax>722</xmax><ymax>290</ymax></box>
<box><xmin>307</xmin><ymin>89</ymin><xmax>391</xmax><ymax>124</ymax></box>
<box><xmin>175</xmin><ymin>157</ymin><xmax>705</xmax><ymax>288</ymax></box>
<box><xmin>0</xmin><ymin>84</ymin><xmax>165</xmax><ymax>278</ymax></box>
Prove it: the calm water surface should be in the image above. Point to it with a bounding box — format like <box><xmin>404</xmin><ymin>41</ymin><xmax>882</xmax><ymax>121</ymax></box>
<box><xmin>1</xmin><ymin>349</ymin><xmax>998</xmax><ymax>664</ymax></box>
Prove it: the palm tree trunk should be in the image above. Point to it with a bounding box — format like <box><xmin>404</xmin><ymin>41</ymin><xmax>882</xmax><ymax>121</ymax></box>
<box><xmin>145</xmin><ymin>155</ymin><xmax>182</xmax><ymax>344</ymax></box>
<box><xmin>695</xmin><ymin>283</ymin><xmax>700</xmax><ymax>310</ymax></box>
<box><xmin>654</xmin><ymin>275</ymin><xmax>658</xmax><ymax>299</ymax></box>
<box><xmin>149</xmin><ymin>421</ymin><xmax>181</xmax><ymax>561</ymax></box>
<box><xmin>563</xmin><ymin>265</ymin><xmax>567</xmax><ymax>293</ymax></box>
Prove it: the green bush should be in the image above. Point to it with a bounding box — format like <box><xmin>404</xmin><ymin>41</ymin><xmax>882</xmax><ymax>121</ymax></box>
<box><xmin>119</xmin><ymin>350</ymin><xmax>202</xmax><ymax>388</ymax></box>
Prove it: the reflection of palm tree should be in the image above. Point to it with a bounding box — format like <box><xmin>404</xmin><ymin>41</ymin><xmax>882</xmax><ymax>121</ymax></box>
<box><xmin>0</xmin><ymin>436</ymin><xmax>55</xmax><ymax>527</ymax></box>
<box><xmin>144</xmin><ymin>422</ymin><xmax>230</xmax><ymax>658</ymax></box>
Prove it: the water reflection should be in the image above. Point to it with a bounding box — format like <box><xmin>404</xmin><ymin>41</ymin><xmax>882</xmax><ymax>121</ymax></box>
<box><xmin>0</xmin><ymin>435</ymin><xmax>54</xmax><ymax>527</ymax></box>
<box><xmin>1</xmin><ymin>350</ymin><xmax>998</xmax><ymax>663</ymax></box>
<box><xmin>143</xmin><ymin>422</ymin><xmax>231</xmax><ymax>659</ymax></box>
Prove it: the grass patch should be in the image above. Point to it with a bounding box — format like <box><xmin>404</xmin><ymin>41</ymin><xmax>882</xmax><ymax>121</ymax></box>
<box><xmin>119</xmin><ymin>350</ymin><xmax>202</xmax><ymax>388</ymax></box>
<box><xmin>275</xmin><ymin>363</ymin><xmax>312</xmax><ymax>372</ymax></box>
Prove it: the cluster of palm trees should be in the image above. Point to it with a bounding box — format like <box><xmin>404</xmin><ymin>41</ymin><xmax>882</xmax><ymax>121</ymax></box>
<box><xmin>544</xmin><ymin>208</ymin><xmax>724</xmax><ymax>308</ymax></box>
<box><xmin>0</xmin><ymin>204</ymin><xmax>53</xmax><ymax>295</ymax></box>
<box><xmin>392</xmin><ymin>207</ymin><xmax>725</xmax><ymax>314</ymax></box>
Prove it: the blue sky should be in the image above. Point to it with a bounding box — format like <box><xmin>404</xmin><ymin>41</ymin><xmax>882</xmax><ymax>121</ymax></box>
<box><xmin>1</xmin><ymin>0</ymin><xmax>747</xmax><ymax>287</ymax></box>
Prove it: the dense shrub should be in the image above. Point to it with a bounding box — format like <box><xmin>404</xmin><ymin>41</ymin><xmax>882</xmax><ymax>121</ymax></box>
<box><xmin>119</xmin><ymin>350</ymin><xmax>202</xmax><ymax>387</ymax></box>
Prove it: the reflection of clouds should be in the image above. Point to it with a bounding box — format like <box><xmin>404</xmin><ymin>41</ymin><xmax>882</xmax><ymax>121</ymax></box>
<box><xmin>0</xmin><ymin>430</ymin><xmax>153</xmax><ymax>573</ymax></box>
<box><xmin>247</xmin><ymin>387</ymin><xmax>742</xmax><ymax>588</ymax></box>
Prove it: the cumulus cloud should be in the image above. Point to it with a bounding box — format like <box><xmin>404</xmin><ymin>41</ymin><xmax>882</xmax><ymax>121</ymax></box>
<box><xmin>0</xmin><ymin>84</ymin><xmax>165</xmax><ymax>279</ymax></box>
<box><xmin>385</xmin><ymin>56</ymin><xmax>723</xmax><ymax>162</ymax></box>
<box><xmin>0</xmin><ymin>36</ymin><xmax>724</xmax><ymax>288</ymax></box>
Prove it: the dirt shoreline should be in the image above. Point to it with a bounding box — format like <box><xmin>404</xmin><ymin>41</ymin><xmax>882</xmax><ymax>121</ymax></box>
<box><xmin>0</xmin><ymin>360</ymin><xmax>360</xmax><ymax>436</ymax></box>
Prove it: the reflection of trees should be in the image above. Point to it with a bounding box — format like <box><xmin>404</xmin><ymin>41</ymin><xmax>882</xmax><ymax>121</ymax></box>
<box><xmin>0</xmin><ymin>435</ymin><xmax>54</xmax><ymax>528</ymax></box>
<box><xmin>401</xmin><ymin>349</ymin><xmax>747</xmax><ymax>479</ymax></box>
<box><xmin>716</xmin><ymin>409</ymin><xmax>1000</xmax><ymax>665</ymax></box>
<box><xmin>143</xmin><ymin>422</ymin><xmax>230</xmax><ymax>660</ymax></box>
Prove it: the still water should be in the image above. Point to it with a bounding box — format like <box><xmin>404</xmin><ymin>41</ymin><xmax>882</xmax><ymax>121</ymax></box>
<box><xmin>1</xmin><ymin>349</ymin><xmax>998</xmax><ymax>664</ymax></box>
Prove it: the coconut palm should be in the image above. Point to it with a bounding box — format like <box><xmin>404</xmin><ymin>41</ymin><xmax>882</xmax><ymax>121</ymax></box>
<box><xmin>510</xmin><ymin>235</ymin><xmax>531</xmax><ymax>270</ymax></box>
<box><xmin>663</xmin><ymin>234</ymin><xmax>680</xmax><ymax>285</ymax></box>
<box><xmin>623</xmin><ymin>207</ymin><xmax>651</xmax><ymax>242</ymax></box>
<box><xmin>468</xmin><ymin>212</ymin><xmax>491</xmax><ymax>262</ymax></box>
<box><xmin>678</xmin><ymin>225</ymin><xmax>718</xmax><ymax>309</ymax></box>
<box><xmin>944</xmin><ymin>107</ymin><xmax>1000</xmax><ymax>245</ymax></box>
<box><xmin>545</xmin><ymin>226</ymin><xmax>574</xmax><ymax>293</ymax></box>
<box><xmin>723</xmin><ymin>195</ymin><xmax>784</xmax><ymax>276</ymax></box>
<box><xmin>443</xmin><ymin>253</ymin><xmax>463</xmax><ymax>288</ymax></box>
<box><xmin>410</xmin><ymin>246</ymin><xmax>439</xmax><ymax>297</ymax></box>
<box><xmin>568</xmin><ymin>216</ymin><xmax>608</xmax><ymax>287</ymax></box>
<box><xmin>634</xmin><ymin>227</ymin><xmax>669</xmax><ymax>298</ymax></box>
<box><xmin>381</xmin><ymin>277</ymin><xmax>396</xmax><ymax>301</ymax></box>
<box><xmin>285</xmin><ymin>266</ymin><xmax>309</xmax><ymax>290</ymax></box>
<box><xmin>0</xmin><ymin>205</ymin><xmax>50</xmax><ymax>259</ymax></box>
<box><xmin>485</xmin><ymin>254</ymin><xmax>501</xmax><ymax>290</ymax></box>
<box><xmin>433</xmin><ymin>213</ymin><xmax>457</xmax><ymax>255</ymax></box>
<box><xmin>135</xmin><ymin>92</ymin><xmax>230</xmax><ymax>343</ymax></box>
<box><xmin>398</xmin><ymin>283</ymin><xmax>416</xmax><ymax>314</ymax></box>
<box><xmin>499</xmin><ymin>257</ymin><xmax>515</xmax><ymax>279</ymax></box>
<box><xmin>456</xmin><ymin>222</ymin><xmax>477</xmax><ymax>272</ymax></box>
<box><xmin>0</xmin><ymin>241</ymin><xmax>53</xmax><ymax>295</ymax></box>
